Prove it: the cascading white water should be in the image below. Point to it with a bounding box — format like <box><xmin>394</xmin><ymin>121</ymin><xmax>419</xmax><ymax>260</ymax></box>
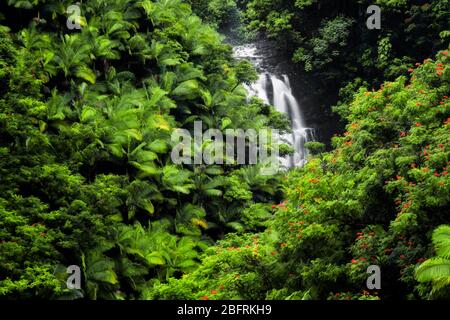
<box><xmin>233</xmin><ymin>44</ymin><xmax>316</xmax><ymax>168</ymax></box>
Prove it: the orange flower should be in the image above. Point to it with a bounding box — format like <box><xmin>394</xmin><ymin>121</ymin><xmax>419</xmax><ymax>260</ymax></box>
<box><xmin>211</xmin><ymin>290</ymin><xmax>217</xmax><ymax>295</ymax></box>
<box><xmin>200</xmin><ymin>295</ymin><xmax>209</xmax><ymax>300</ymax></box>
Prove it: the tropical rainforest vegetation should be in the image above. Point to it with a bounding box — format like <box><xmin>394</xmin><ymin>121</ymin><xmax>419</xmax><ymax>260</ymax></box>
<box><xmin>0</xmin><ymin>0</ymin><xmax>449</xmax><ymax>300</ymax></box>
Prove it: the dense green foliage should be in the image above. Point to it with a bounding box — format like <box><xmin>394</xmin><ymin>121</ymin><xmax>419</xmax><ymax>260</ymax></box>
<box><xmin>149</xmin><ymin>48</ymin><xmax>450</xmax><ymax>300</ymax></box>
<box><xmin>239</xmin><ymin>0</ymin><xmax>450</xmax><ymax>87</ymax></box>
<box><xmin>0</xmin><ymin>0</ymin><xmax>288</xmax><ymax>299</ymax></box>
<box><xmin>187</xmin><ymin>0</ymin><xmax>238</xmax><ymax>28</ymax></box>
<box><xmin>1</xmin><ymin>0</ymin><xmax>449</xmax><ymax>301</ymax></box>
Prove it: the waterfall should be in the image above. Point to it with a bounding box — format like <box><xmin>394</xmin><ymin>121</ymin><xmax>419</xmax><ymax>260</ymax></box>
<box><xmin>233</xmin><ymin>44</ymin><xmax>316</xmax><ymax>168</ymax></box>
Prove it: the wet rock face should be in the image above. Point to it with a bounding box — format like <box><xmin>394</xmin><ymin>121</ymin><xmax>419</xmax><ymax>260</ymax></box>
<box><xmin>282</xmin><ymin>67</ymin><xmax>344</xmax><ymax>149</ymax></box>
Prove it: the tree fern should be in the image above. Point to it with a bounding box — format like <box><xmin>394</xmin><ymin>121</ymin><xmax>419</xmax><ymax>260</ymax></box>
<box><xmin>416</xmin><ymin>225</ymin><xmax>450</xmax><ymax>294</ymax></box>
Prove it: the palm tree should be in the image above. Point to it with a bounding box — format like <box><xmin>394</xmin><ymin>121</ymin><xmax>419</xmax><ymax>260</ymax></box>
<box><xmin>53</xmin><ymin>34</ymin><xmax>95</xmax><ymax>83</ymax></box>
<box><xmin>415</xmin><ymin>225</ymin><xmax>450</xmax><ymax>295</ymax></box>
<box><xmin>191</xmin><ymin>165</ymin><xmax>225</xmax><ymax>205</ymax></box>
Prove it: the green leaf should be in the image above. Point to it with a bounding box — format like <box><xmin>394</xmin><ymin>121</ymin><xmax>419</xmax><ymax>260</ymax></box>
<box><xmin>125</xmin><ymin>129</ymin><xmax>143</xmax><ymax>141</ymax></box>
<box><xmin>226</xmin><ymin>221</ymin><xmax>244</xmax><ymax>232</ymax></box>
<box><xmin>107</xmin><ymin>213</ymin><xmax>123</xmax><ymax>222</ymax></box>
<box><xmin>109</xmin><ymin>144</ymin><xmax>125</xmax><ymax>157</ymax></box>
<box><xmin>139</xmin><ymin>199</ymin><xmax>154</xmax><ymax>214</ymax></box>
<box><xmin>75</xmin><ymin>66</ymin><xmax>96</xmax><ymax>84</ymax></box>
<box><xmin>148</xmin><ymin>139</ymin><xmax>167</xmax><ymax>153</ymax></box>
<box><xmin>172</xmin><ymin>185</ymin><xmax>194</xmax><ymax>194</ymax></box>
<box><xmin>145</xmin><ymin>252</ymin><xmax>165</xmax><ymax>266</ymax></box>
<box><xmin>221</xmin><ymin>117</ymin><xmax>232</xmax><ymax>130</ymax></box>
<box><xmin>129</xmin><ymin>161</ymin><xmax>159</xmax><ymax>175</ymax></box>
<box><xmin>148</xmin><ymin>86</ymin><xmax>168</xmax><ymax>106</ymax></box>
<box><xmin>200</xmin><ymin>90</ymin><xmax>212</xmax><ymax>107</ymax></box>
<box><xmin>204</xmin><ymin>189</ymin><xmax>222</xmax><ymax>197</ymax></box>
<box><xmin>416</xmin><ymin>258</ymin><xmax>450</xmax><ymax>283</ymax></box>
<box><xmin>80</xmin><ymin>107</ymin><xmax>97</xmax><ymax>122</ymax></box>
<box><xmin>93</xmin><ymin>270</ymin><xmax>118</xmax><ymax>285</ymax></box>
<box><xmin>171</xmin><ymin>80</ymin><xmax>199</xmax><ymax>99</ymax></box>
<box><xmin>433</xmin><ymin>225</ymin><xmax>450</xmax><ymax>259</ymax></box>
<box><xmin>39</xmin><ymin>120</ymin><xmax>47</xmax><ymax>132</ymax></box>
<box><xmin>135</xmin><ymin>150</ymin><xmax>158</xmax><ymax>162</ymax></box>
<box><xmin>160</xmin><ymin>57</ymin><xmax>181</xmax><ymax>66</ymax></box>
